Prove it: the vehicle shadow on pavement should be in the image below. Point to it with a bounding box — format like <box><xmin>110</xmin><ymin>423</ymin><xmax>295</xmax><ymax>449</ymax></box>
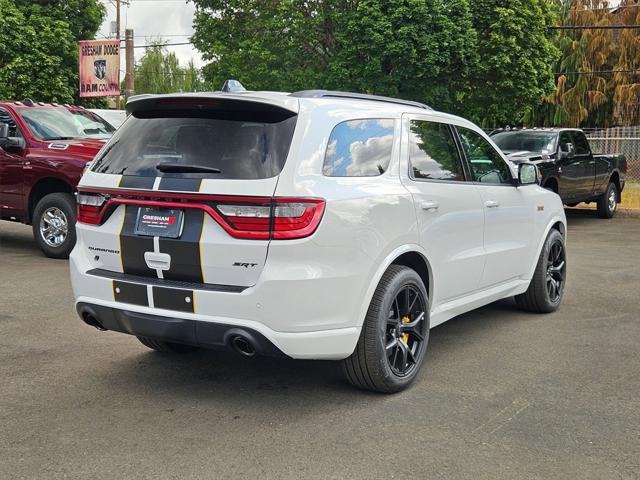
<box><xmin>564</xmin><ymin>207</ymin><xmax>606</xmax><ymax>225</ymax></box>
<box><xmin>0</xmin><ymin>223</ymin><xmax>40</xmax><ymax>254</ymax></box>
<box><xmin>97</xmin><ymin>298</ymin><xmax>529</xmax><ymax>402</ymax></box>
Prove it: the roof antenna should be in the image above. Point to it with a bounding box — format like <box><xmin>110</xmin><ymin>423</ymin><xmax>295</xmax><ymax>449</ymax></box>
<box><xmin>221</xmin><ymin>79</ymin><xmax>246</xmax><ymax>93</ymax></box>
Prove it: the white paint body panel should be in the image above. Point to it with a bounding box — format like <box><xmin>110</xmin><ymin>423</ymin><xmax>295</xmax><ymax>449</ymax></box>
<box><xmin>71</xmin><ymin>93</ymin><xmax>566</xmax><ymax>359</ymax></box>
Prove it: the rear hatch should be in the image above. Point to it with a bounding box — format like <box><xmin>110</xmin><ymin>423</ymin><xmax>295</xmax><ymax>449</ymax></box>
<box><xmin>77</xmin><ymin>95</ymin><xmax>323</xmax><ymax>288</ymax></box>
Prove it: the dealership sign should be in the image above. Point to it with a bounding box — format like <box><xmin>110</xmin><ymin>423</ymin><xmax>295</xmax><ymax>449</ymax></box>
<box><xmin>79</xmin><ymin>40</ymin><xmax>120</xmax><ymax>97</ymax></box>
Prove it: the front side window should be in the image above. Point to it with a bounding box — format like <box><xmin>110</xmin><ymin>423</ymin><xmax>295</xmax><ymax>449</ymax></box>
<box><xmin>323</xmin><ymin>119</ymin><xmax>395</xmax><ymax>177</ymax></box>
<box><xmin>409</xmin><ymin>120</ymin><xmax>464</xmax><ymax>181</ymax></box>
<box><xmin>457</xmin><ymin>127</ymin><xmax>512</xmax><ymax>185</ymax></box>
<box><xmin>570</xmin><ymin>131</ymin><xmax>590</xmax><ymax>155</ymax></box>
<box><xmin>558</xmin><ymin>132</ymin><xmax>572</xmax><ymax>153</ymax></box>
<box><xmin>0</xmin><ymin>108</ymin><xmax>21</xmax><ymax>138</ymax></box>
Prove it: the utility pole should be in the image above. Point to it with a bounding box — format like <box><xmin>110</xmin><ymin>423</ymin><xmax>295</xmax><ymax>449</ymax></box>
<box><xmin>125</xmin><ymin>28</ymin><xmax>135</xmax><ymax>98</ymax></box>
<box><xmin>116</xmin><ymin>0</ymin><xmax>120</xmax><ymax>41</ymax></box>
<box><xmin>115</xmin><ymin>0</ymin><xmax>121</xmax><ymax>108</ymax></box>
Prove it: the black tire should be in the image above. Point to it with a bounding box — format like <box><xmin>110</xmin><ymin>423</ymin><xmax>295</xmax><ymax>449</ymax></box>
<box><xmin>515</xmin><ymin>229</ymin><xmax>566</xmax><ymax>313</ymax></box>
<box><xmin>137</xmin><ymin>336</ymin><xmax>199</xmax><ymax>353</ymax></box>
<box><xmin>342</xmin><ymin>265</ymin><xmax>430</xmax><ymax>393</ymax></box>
<box><xmin>32</xmin><ymin>192</ymin><xmax>76</xmax><ymax>259</ymax></box>
<box><xmin>597</xmin><ymin>181</ymin><xmax>618</xmax><ymax>219</ymax></box>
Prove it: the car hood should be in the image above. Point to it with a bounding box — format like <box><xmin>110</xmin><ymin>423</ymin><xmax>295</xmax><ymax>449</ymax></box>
<box><xmin>503</xmin><ymin>150</ymin><xmax>551</xmax><ymax>163</ymax></box>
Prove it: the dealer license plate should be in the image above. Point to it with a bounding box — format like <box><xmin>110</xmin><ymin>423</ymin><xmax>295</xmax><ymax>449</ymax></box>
<box><xmin>134</xmin><ymin>207</ymin><xmax>184</xmax><ymax>238</ymax></box>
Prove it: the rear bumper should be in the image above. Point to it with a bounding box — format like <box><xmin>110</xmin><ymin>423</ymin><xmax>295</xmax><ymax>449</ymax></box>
<box><xmin>74</xmin><ymin>299</ymin><xmax>360</xmax><ymax>360</ymax></box>
<box><xmin>77</xmin><ymin>302</ymin><xmax>286</xmax><ymax>356</ymax></box>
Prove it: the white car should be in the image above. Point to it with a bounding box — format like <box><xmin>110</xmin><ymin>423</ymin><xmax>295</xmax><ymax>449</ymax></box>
<box><xmin>70</xmin><ymin>89</ymin><xmax>567</xmax><ymax>393</ymax></box>
<box><xmin>88</xmin><ymin>109</ymin><xmax>127</xmax><ymax>129</ymax></box>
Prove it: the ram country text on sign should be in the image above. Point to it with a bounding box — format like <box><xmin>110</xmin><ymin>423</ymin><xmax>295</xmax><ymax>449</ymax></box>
<box><xmin>78</xmin><ymin>40</ymin><xmax>120</xmax><ymax>98</ymax></box>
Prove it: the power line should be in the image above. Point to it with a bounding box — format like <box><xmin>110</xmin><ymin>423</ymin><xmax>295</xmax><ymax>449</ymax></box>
<box><xmin>556</xmin><ymin>68</ymin><xmax>640</xmax><ymax>75</ymax></box>
<box><xmin>115</xmin><ymin>41</ymin><xmax>194</xmax><ymax>48</ymax></box>
<box><xmin>569</xmin><ymin>4</ymin><xmax>640</xmax><ymax>11</ymax></box>
<box><xmin>133</xmin><ymin>41</ymin><xmax>193</xmax><ymax>48</ymax></box>
<box><xmin>549</xmin><ymin>24</ymin><xmax>640</xmax><ymax>30</ymax></box>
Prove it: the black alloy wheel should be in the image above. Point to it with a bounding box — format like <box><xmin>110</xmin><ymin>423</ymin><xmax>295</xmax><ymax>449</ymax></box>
<box><xmin>385</xmin><ymin>285</ymin><xmax>427</xmax><ymax>377</ymax></box>
<box><xmin>342</xmin><ymin>265</ymin><xmax>430</xmax><ymax>393</ymax></box>
<box><xmin>546</xmin><ymin>239</ymin><xmax>566</xmax><ymax>303</ymax></box>
<box><xmin>515</xmin><ymin>228</ymin><xmax>566</xmax><ymax>313</ymax></box>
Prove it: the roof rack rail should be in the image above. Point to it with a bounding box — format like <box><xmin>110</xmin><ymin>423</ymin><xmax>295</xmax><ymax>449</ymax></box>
<box><xmin>290</xmin><ymin>90</ymin><xmax>431</xmax><ymax>110</ymax></box>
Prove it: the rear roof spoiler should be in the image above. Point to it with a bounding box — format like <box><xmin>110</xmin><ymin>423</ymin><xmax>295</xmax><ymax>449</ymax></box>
<box><xmin>126</xmin><ymin>92</ymin><xmax>299</xmax><ymax>117</ymax></box>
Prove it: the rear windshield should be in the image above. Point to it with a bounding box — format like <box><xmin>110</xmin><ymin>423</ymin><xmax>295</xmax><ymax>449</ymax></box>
<box><xmin>91</xmin><ymin>111</ymin><xmax>297</xmax><ymax>179</ymax></box>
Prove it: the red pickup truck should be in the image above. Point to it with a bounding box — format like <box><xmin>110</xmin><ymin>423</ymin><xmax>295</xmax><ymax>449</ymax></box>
<box><xmin>0</xmin><ymin>100</ymin><xmax>115</xmax><ymax>258</ymax></box>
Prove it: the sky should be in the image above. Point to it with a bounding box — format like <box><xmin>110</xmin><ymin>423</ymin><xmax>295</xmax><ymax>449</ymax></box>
<box><xmin>97</xmin><ymin>0</ymin><xmax>204</xmax><ymax>74</ymax></box>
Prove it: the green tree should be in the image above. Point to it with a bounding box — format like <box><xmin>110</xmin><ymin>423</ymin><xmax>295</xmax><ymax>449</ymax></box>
<box><xmin>467</xmin><ymin>0</ymin><xmax>560</xmax><ymax>126</ymax></box>
<box><xmin>192</xmin><ymin>0</ymin><xmax>478</xmax><ymax>115</ymax></box>
<box><xmin>134</xmin><ymin>40</ymin><xmax>206</xmax><ymax>94</ymax></box>
<box><xmin>191</xmin><ymin>0</ymin><xmax>559</xmax><ymax>125</ymax></box>
<box><xmin>0</xmin><ymin>0</ymin><xmax>105</xmax><ymax>104</ymax></box>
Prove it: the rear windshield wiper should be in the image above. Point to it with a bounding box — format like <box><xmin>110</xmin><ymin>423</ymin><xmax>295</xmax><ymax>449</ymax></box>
<box><xmin>45</xmin><ymin>136</ymin><xmax>76</xmax><ymax>140</ymax></box>
<box><xmin>155</xmin><ymin>162</ymin><xmax>222</xmax><ymax>174</ymax></box>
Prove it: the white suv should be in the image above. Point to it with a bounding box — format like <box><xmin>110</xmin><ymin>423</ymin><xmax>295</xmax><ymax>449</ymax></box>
<box><xmin>70</xmin><ymin>89</ymin><xmax>567</xmax><ymax>393</ymax></box>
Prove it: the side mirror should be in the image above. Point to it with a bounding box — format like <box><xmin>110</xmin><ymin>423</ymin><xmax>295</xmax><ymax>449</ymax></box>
<box><xmin>518</xmin><ymin>163</ymin><xmax>538</xmax><ymax>186</ymax></box>
<box><xmin>558</xmin><ymin>142</ymin><xmax>575</xmax><ymax>160</ymax></box>
<box><xmin>0</xmin><ymin>124</ymin><xmax>25</xmax><ymax>150</ymax></box>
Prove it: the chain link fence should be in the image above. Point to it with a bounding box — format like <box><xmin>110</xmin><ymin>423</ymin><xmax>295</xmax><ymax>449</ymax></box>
<box><xmin>584</xmin><ymin>127</ymin><xmax>640</xmax><ymax>181</ymax></box>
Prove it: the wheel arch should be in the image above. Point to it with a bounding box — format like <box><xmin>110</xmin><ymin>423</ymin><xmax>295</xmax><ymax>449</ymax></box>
<box><xmin>28</xmin><ymin>177</ymin><xmax>74</xmax><ymax>223</ymax></box>
<box><xmin>609</xmin><ymin>171</ymin><xmax>622</xmax><ymax>202</ymax></box>
<box><xmin>357</xmin><ymin>245</ymin><xmax>433</xmax><ymax>330</ymax></box>
<box><xmin>524</xmin><ymin>216</ymin><xmax>567</xmax><ymax>281</ymax></box>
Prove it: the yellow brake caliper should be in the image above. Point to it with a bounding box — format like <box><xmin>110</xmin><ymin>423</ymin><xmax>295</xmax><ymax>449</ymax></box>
<box><xmin>401</xmin><ymin>316</ymin><xmax>410</xmax><ymax>344</ymax></box>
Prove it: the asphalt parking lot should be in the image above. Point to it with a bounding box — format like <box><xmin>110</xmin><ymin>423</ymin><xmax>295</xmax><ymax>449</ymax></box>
<box><xmin>1</xmin><ymin>210</ymin><xmax>639</xmax><ymax>480</ymax></box>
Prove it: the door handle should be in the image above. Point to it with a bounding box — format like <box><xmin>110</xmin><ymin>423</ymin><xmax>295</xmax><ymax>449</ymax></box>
<box><xmin>485</xmin><ymin>200</ymin><xmax>500</xmax><ymax>208</ymax></box>
<box><xmin>420</xmin><ymin>201</ymin><xmax>439</xmax><ymax>212</ymax></box>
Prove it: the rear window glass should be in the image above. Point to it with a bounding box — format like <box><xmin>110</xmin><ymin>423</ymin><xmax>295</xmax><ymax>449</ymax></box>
<box><xmin>323</xmin><ymin>119</ymin><xmax>395</xmax><ymax>177</ymax></box>
<box><xmin>91</xmin><ymin>112</ymin><xmax>297</xmax><ymax>179</ymax></box>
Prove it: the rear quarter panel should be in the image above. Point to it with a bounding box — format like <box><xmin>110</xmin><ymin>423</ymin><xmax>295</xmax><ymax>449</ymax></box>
<box><xmin>269</xmin><ymin>102</ymin><xmax>419</xmax><ymax>331</ymax></box>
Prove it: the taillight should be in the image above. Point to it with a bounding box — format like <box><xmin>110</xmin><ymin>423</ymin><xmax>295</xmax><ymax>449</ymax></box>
<box><xmin>215</xmin><ymin>198</ymin><xmax>325</xmax><ymax>240</ymax></box>
<box><xmin>623</xmin><ymin>159</ymin><xmax>628</xmax><ymax>174</ymax></box>
<box><xmin>77</xmin><ymin>193</ymin><xmax>107</xmax><ymax>224</ymax></box>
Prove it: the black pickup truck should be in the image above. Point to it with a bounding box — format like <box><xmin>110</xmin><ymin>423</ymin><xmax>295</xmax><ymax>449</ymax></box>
<box><xmin>491</xmin><ymin>128</ymin><xmax>627</xmax><ymax>218</ymax></box>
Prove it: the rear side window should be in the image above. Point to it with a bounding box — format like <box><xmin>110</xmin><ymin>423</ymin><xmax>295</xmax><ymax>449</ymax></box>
<box><xmin>323</xmin><ymin>119</ymin><xmax>395</xmax><ymax>177</ymax></box>
<box><xmin>91</xmin><ymin>112</ymin><xmax>297</xmax><ymax>180</ymax></box>
<box><xmin>409</xmin><ymin>120</ymin><xmax>464</xmax><ymax>181</ymax></box>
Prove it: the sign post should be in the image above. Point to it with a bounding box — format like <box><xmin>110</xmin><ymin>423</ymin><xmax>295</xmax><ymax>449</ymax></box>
<box><xmin>79</xmin><ymin>40</ymin><xmax>120</xmax><ymax>98</ymax></box>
